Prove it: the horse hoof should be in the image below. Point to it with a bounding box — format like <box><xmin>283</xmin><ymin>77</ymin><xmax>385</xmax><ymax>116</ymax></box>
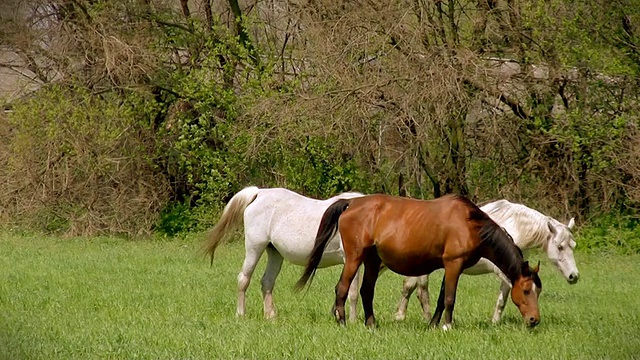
<box><xmin>264</xmin><ymin>312</ymin><xmax>277</xmax><ymax>320</ymax></box>
<box><xmin>365</xmin><ymin>320</ymin><xmax>376</xmax><ymax>328</ymax></box>
<box><xmin>442</xmin><ymin>323</ymin><xmax>453</xmax><ymax>331</ymax></box>
<box><xmin>393</xmin><ymin>312</ymin><xmax>406</xmax><ymax>321</ymax></box>
<box><xmin>334</xmin><ymin>309</ymin><xmax>346</xmax><ymax>326</ymax></box>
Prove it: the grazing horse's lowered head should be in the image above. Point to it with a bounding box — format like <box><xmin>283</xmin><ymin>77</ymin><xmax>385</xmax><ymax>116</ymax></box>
<box><xmin>510</xmin><ymin>261</ymin><xmax>542</xmax><ymax>327</ymax></box>
<box><xmin>476</xmin><ymin>219</ymin><xmax>542</xmax><ymax>327</ymax></box>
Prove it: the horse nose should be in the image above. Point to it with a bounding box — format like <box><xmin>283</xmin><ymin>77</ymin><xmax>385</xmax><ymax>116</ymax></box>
<box><xmin>528</xmin><ymin>317</ymin><xmax>540</xmax><ymax>327</ymax></box>
<box><xmin>569</xmin><ymin>272</ymin><xmax>580</xmax><ymax>283</ymax></box>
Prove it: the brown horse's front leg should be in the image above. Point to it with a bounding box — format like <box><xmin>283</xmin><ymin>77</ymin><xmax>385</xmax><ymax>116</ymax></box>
<box><xmin>442</xmin><ymin>261</ymin><xmax>463</xmax><ymax>330</ymax></box>
<box><xmin>428</xmin><ymin>277</ymin><xmax>445</xmax><ymax>328</ymax></box>
<box><xmin>360</xmin><ymin>251</ymin><xmax>382</xmax><ymax>328</ymax></box>
<box><xmin>334</xmin><ymin>260</ymin><xmax>360</xmax><ymax>325</ymax></box>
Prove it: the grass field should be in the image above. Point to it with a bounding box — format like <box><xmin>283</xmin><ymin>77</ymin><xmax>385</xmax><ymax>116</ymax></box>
<box><xmin>1</xmin><ymin>233</ymin><xmax>639</xmax><ymax>359</ymax></box>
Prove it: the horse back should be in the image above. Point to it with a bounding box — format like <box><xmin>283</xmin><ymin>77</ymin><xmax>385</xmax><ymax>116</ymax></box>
<box><xmin>338</xmin><ymin>194</ymin><xmax>485</xmax><ymax>275</ymax></box>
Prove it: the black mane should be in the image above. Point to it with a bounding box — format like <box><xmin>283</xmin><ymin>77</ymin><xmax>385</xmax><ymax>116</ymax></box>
<box><xmin>452</xmin><ymin>194</ymin><xmax>537</xmax><ymax>286</ymax></box>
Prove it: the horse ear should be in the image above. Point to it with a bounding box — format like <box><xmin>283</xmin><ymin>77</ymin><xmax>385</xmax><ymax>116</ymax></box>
<box><xmin>567</xmin><ymin>217</ymin><xmax>576</xmax><ymax>229</ymax></box>
<box><xmin>521</xmin><ymin>261</ymin><xmax>531</xmax><ymax>276</ymax></box>
<box><xmin>532</xmin><ymin>260</ymin><xmax>540</xmax><ymax>273</ymax></box>
<box><xmin>547</xmin><ymin>219</ymin><xmax>557</xmax><ymax>235</ymax></box>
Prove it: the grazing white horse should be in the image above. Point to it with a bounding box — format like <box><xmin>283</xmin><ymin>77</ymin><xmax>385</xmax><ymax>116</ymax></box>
<box><xmin>203</xmin><ymin>187</ymin><xmax>363</xmax><ymax>320</ymax></box>
<box><xmin>394</xmin><ymin>199</ymin><xmax>580</xmax><ymax>323</ymax></box>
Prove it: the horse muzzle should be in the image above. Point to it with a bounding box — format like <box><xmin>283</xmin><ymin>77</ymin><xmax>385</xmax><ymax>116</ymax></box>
<box><xmin>567</xmin><ymin>272</ymin><xmax>580</xmax><ymax>284</ymax></box>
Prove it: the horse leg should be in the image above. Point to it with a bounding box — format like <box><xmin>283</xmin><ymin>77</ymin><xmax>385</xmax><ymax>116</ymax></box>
<box><xmin>441</xmin><ymin>261</ymin><xmax>464</xmax><ymax>330</ymax></box>
<box><xmin>394</xmin><ymin>276</ymin><xmax>419</xmax><ymax>321</ymax></box>
<box><xmin>360</xmin><ymin>251</ymin><xmax>382</xmax><ymax>328</ymax></box>
<box><xmin>347</xmin><ymin>267</ymin><xmax>360</xmax><ymax>322</ymax></box>
<box><xmin>334</xmin><ymin>259</ymin><xmax>362</xmax><ymax>325</ymax></box>
<box><xmin>428</xmin><ymin>276</ymin><xmax>446</xmax><ymax>328</ymax></box>
<box><xmin>491</xmin><ymin>280</ymin><xmax>512</xmax><ymax>324</ymax></box>
<box><xmin>416</xmin><ymin>275</ymin><xmax>431</xmax><ymax>321</ymax></box>
<box><xmin>236</xmin><ymin>244</ymin><xmax>267</xmax><ymax>317</ymax></box>
<box><xmin>261</xmin><ymin>245</ymin><xmax>284</xmax><ymax>320</ymax></box>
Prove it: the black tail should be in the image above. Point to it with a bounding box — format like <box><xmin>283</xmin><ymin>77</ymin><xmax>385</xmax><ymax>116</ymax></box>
<box><xmin>294</xmin><ymin>198</ymin><xmax>352</xmax><ymax>291</ymax></box>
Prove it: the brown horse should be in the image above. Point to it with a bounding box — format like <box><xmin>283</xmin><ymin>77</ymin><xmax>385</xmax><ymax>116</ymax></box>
<box><xmin>295</xmin><ymin>194</ymin><xmax>542</xmax><ymax>329</ymax></box>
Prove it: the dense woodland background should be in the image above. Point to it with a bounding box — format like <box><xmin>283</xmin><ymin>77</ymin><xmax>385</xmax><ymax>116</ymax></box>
<box><xmin>0</xmin><ymin>0</ymin><xmax>639</xmax><ymax>244</ymax></box>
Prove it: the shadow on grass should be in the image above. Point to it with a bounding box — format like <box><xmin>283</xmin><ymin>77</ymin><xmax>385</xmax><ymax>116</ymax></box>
<box><xmin>0</xmin><ymin>322</ymin><xmax>39</xmax><ymax>360</ymax></box>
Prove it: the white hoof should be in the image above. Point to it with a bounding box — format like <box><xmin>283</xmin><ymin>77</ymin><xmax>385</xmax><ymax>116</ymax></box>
<box><xmin>442</xmin><ymin>323</ymin><xmax>453</xmax><ymax>331</ymax></box>
<box><xmin>264</xmin><ymin>311</ymin><xmax>276</xmax><ymax>320</ymax></box>
<box><xmin>394</xmin><ymin>312</ymin><xmax>406</xmax><ymax>321</ymax></box>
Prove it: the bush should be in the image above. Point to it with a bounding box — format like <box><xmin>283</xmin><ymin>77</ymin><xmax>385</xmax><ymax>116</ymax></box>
<box><xmin>0</xmin><ymin>85</ymin><xmax>169</xmax><ymax>236</ymax></box>
<box><xmin>577</xmin><ymin>215</ymin><xmax>640</xmax><ymax>255</ymax></box>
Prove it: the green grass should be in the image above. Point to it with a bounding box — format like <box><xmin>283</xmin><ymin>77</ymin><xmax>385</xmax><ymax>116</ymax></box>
<box><xmin>1</xmin><ymin>233</ymin><xmax>639</xmax><ymax>359</ymax></box>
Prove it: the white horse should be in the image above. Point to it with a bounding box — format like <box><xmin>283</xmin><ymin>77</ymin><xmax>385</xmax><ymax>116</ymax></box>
<box><xmin>203</xmin><ymin>186</ymin><xmax>363</xmax><ymax>320</ymax></box>
<box><xmin>394</xmin><ymin>199</ymin><xmax>580</xmax><ymax>323</ymax></box>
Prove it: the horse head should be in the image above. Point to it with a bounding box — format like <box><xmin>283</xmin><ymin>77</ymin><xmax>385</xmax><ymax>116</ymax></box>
<box><xmin>546</xmin><ymin>217</ymin><xmax>580</xmax><ymax>284</ymax></box>
<box><xmin>510</xmin><ymin>261</ymin><xmax>542</xmax><ymax>327</ymax></box>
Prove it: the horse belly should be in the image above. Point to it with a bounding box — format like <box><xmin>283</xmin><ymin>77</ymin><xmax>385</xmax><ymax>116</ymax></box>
<box><xmin>272</xmin><ymin>234</ymin><xmax>344</xmax><ymax>268</ymax></box>
<box><xmin>379</xmin><ymin>252</ymin><xmax>443</xmax><ymax>277</ymax></box>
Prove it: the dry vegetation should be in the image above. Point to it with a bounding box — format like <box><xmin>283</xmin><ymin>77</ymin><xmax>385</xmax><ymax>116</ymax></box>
<box><xmin>0</xmin><ymin>0</ymin><xmax>639</xmax><ymax>235</ymax></box>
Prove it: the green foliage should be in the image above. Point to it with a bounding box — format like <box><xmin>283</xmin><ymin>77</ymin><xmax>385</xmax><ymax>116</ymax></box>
<box><xmin>0</xmin><ymin>85</ymin><xmax>167</xmax><ymax>236</ymax></box>
<box><xmin>523</xmin><ymin>1</ymin><xmax>639</xmax><ymax>74</ymax></box>
<box><xmin>577</xmin><ymin>215</ymin><xmax>640</xmax><ymax>255</ymax></box>
<box><xmin>2</xmin><ymin>0</ymin><xmax>640</xmax><ymax>242</ymax></box>
<box><xmin>154</xmin><ymin>27</ymin><xmax>264</xmax><ymax>210</ymax></box>
<box><xmin>250</xmin><ymin>135</ymin><xmax>368</xmax><ymax>198</ymax></box>
<box><xmin>156</xmin><ymin>202</ymin><xmax>198</xmax><ymax>236</ymax></box>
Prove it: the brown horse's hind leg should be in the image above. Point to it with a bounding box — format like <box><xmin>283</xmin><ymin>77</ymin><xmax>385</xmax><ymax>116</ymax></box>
<box><xmin>360</xmin><ymin>250</ymin><xmax>382</xmax><ymax>328</ymax></box>
<box><xmin>334</xmin><ymin>259</ymin><xmax>361</xmax><ymax>325</ymax></box>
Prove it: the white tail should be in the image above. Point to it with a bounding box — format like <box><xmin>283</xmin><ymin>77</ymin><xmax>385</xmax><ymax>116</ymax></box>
<box><xmin>202</xmin><ymin>186</ymin><xmax>260</xmax><ymax>263</ymax></box>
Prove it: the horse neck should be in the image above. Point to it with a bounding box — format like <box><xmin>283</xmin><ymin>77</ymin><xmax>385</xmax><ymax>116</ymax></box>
<box><xmin>482</xmin><ymin>249</ymin><xmax>524</xmax><ymax>284</ymax></box>
<box><xmin>487</xmin><ymin>206</ymin><xmax>549</xmax><ymax>250</ymax></box>
<box><xmin>478</xmin><ymin>224</ymin><xmax>525</xmax><ymax>284</ymax></box>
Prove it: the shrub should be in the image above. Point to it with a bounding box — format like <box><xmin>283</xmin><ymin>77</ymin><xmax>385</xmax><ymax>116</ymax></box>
<box><xmin>0</xmin><ymin>85</ymin><xmax>169</xmax><ymax>236</ymax></box>
<box><xmin>577</xmin><ymin>214</ymin><xmax>640</xmax><ymax>255</ymax></box>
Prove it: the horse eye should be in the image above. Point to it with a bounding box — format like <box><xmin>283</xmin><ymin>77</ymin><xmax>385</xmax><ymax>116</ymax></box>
<box><xmin>558</xmin><ymin>245</ymin><xmax>564</xmax><ymax>251</ymax></box>
<box><xmin>523</xmin><ymin>290</ymin><xmax>531</xmax><ymax>296</ymax></box>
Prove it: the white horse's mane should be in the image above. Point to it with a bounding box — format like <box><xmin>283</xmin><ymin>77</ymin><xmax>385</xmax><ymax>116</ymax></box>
<box><xmin>481</xmin><ymin>200</ymin><xmax>556</xmax><ymax>250</ymax></box>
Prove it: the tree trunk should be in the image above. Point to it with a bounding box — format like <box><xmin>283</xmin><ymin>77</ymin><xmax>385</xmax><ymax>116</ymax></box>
<box><xmin>443</xmin><ymin>113</ymin><xmax>468</xmax><ymax>196</ymax></box>
<box><xmin>473</xmin><ymin>0</ymin><xmax>491</xmax><ymax>52</ymax></box>
<box><xmin>203</xmin><ymin>0</ymin><xmax>213</xmax><ymax>32</ymax></box>
<box><xmin>228</xmin><ymin>0</ymin><xmax>261</xmax><ymax>68</ymax></box>
<box><xmin>179</xmin><ymin>0</ymin><xmax>190</xmax><ymax>18</ymax></box>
